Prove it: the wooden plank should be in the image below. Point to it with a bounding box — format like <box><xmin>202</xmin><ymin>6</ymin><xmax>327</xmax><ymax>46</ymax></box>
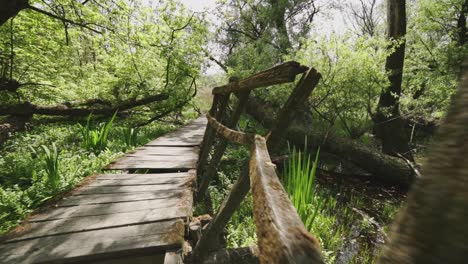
<box><xmin>31</xmin><ymin>198</ymin><xmax>188</xmax><ymax>222</ymax></box>
<box><xmin>126</xmin><ymin>146</ymin><xmax>199</xmax><ymax>156</ymax></box>
<box><xmin>145</xmin><ymin>134</ymin><xmax>205</xmax><ymax>146</ymax></box>
<box><xmin>0</xmin><ymin>220</ymin><xmax>184</xmax><ymax>264</ymax></box>
<box><xmin>75</xmin><ymin>182</ymin><xmax>193</xmax><ymax>195</ymax></box>
<box><xmin>5</xmin><ymin>205</ymin><xmax>191</xmax><ymax>242</ymax></box>
<box><xmin>106</xmin><ymin>154</ymin><xmax>198</xmax><ymax>170</ymax></box>
<box><xmin>89</xmin><ymin>177</ymin><xmax>190</xmax><ymax>187</ymax></box>
<box><xmin>105</xmin><ymin>159</ymin><xmax>197</xmax><ymax>170</ymax></box>
<box><xmin>59</xmin><ymin>190</ymin><xmax>190</xmax><ymax>206</ymax></box>
<box><xmin>110</xmin><ymin>156</ymin><xmax>197</xmax><ymax>162</ymax></box>
<box><xmin>145</xmin><ymin>118</ymin><xmax>207</xmax><ymax>147</ymax></box>
<box><xmin>95</xmin><ymin>172</ymin><xmax>192</xmax><ymax>180</ymax></box>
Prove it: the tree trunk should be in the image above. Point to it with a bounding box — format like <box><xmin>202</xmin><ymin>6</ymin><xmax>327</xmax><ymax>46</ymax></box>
<box><xmin>374</xmin><ymin>0</ymin><xmax>413</xmax><ymax>161</ymax></box>
<box><xmin>457</xmin><ymin>0</ymin><xmax>468</xmax><ymax>46</ymax></box>
<box><xmin>244</xmin><ymin>95</ymin><xmax>414</xmax><ymax>187</ymax></box>
<box><xmin>377</xmin><ymin>59</ymin><xmax>468</xmax><ymax>264</ymax></box>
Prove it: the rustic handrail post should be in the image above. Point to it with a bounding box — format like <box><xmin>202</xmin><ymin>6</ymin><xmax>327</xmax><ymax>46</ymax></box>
<box><xmin>250</xmin><ymin>135</ymin><xmax>323</xmax><ymax>263</ymax></box>
<box><xmin>191</xmin><ymin>63</ymin><xmax>322</xmax><ymax>263</ymax></box>
<box><xmin>197</xmin><ymin>91</ymin><xmax>251</xmax><ymax>199</ymax></box>
<box><xmin>196</xmin><ymin>93</ymin><xmax>230</xmax><ymax>187</ymax></box>
<box><xmin>192</xmin><ymin>117</ymin><xmax>323</xmax><ymax>263</ymax></box>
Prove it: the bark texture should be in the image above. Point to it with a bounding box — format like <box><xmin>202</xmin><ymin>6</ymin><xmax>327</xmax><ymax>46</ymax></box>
<box><xmin>374</xmin><ymin>0</ymin><xmax>413</xmax><ymax>160</ymax></box>
<box><xmin>378</xmin><ymin>59</ymin><xmax>468</xmax><ymax>264</ymax></box>
<box><xmin>250</xmin><ymin>135</ymin><xmax>323</xmax><ymax>263</ymax></box>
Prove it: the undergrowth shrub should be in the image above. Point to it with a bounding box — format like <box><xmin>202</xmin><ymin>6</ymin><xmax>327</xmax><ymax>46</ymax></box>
<box><xmin>29</xmin><ymin>143</ymin><xmax>61</xmax><ymax>194</ymax></box>
<box><xmin>122</xmin><ymin>127</ymin><xmax>139</xmax><ymax>149</ymax></box>
<box><xmin>79</xmin><ymin>112</ymin><xmax>117</xmax><ymax>154</ymax></box>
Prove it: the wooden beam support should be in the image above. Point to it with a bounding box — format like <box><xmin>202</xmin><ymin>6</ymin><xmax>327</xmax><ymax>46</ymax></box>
<box><xmin>267</xmin><ymin>68</ymin><xmax>321</xmax><ymax>152</ymax></box>
<box><xmin>197</xmin><ymin>91</ymin><xmax>251</xmax><ymax>198</ymax></box>
<box><xmin>249</xmin><ymin>135</ymin><xmax>323</xmax><ymax>263</ymax></box>
<box><xmin>191</xmin><ymin>165</ymin><xmax>251</xmax><ymax>261</ymax></box>
<box><xmin>206</xmin><ymin>114</ymin><xmax>254</xmax><ymax>146</ymax></box>
<box><xmin>212</xmin><ymin>61</ymin><xmax>308</xmax><ymax>95</ymax></box>
<box><xmin>196</xmin><ymin>94</ymin><xmax>230</xmax><ymax>180</ymax></box>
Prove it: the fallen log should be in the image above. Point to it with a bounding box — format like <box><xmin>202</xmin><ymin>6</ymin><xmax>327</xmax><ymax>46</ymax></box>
<box><xmin>0</xmin><ymin>93</ymin><xmax>168</xmax><ymax>117</ymax></box>
<box><xmin>244</xmin><ymin>96</ymin><xmax>415</xmax><ymax>187</ymax></box>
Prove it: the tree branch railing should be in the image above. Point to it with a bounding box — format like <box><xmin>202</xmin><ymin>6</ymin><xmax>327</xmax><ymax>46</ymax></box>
<box><xmin>191</xmin><ymin>61</ymin><xmax>323</xmax><ymax>263</ymax></box>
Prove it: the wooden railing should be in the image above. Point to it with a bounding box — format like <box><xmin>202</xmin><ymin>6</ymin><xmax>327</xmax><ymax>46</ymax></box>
<box><xmin>191</xmin><ymin>61</ymin><xmax>323</xmax><ymax>263</ymax></box>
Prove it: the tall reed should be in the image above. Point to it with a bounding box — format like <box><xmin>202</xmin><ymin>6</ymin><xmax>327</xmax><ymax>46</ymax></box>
<box><xmin>283</xmin><ymin>140</ymin><xmax>321</xmax><ymax>231</ymax></box>
<box><xmin>79</xmin><ymin>112</ymin><xmax>117</xmax><ymax>154</ymax></box>
<box><xmin>30</xmin><ymin>143</ymin><xmax>60</xmax><ymax>193</ymax></box>
<box><xmin>122</xmin><ymin>127</ymin><xmax>139</xmax><ymax>148</ymax></box>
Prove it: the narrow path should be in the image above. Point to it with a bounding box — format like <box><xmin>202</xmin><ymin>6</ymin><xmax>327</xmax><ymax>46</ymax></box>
<box><xmin>0</xmin><ymin>116</ymin><xmax>207</xmax><ymax>263</ymax></box>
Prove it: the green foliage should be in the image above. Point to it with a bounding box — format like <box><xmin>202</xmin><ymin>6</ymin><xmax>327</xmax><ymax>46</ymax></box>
<box><xmin>79</xmin><ymin>112</ymin><xmax>117</xmax><ymax>154</ymax></box>
<box><xmin>0</xmin><ymin>0</ymin><xmax>207</xmax><ymax>117</ymax></box>
<box><xmin>283</xmin><ymin>142</ymin><xmax>321</xmax><ymax>231</ymax></box>
<box><xmin>30</xmin><ymin>143</ymin><xmax>61</xmax><ymax>193</ymax></box>
<box><xmin>122</xmin><ymin>127</ymin><xmax>139</xmax><ymax>149</ymax></box>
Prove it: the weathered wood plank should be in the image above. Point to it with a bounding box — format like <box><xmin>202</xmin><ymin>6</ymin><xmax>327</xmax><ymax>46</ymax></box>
<box><xmin>89</xmin><ymin>177</ymin><xmax>190</xmax><ymax>187</ymax></box>
<box><xmin>249</xmin><ymin>135</ymin><xmax>323</xmax><ymax>263</ymax></box>
<box><xmin>105</xmin><ymin>159</ymin><xmax>197</xmax><ymax>170</ymax></box>
<box><xmin>31</xmin><ymin>199</ymin><xmax>187</xmax><ymax>222</ymax></box>
<box><xmin>145</xmin><ymin>117</ymin><xmax>207</xmax><ymax>146</ymax></box>
<box><xmin>127</xmin><ymin>146</ymin><xmax>199</xmax><ymax>156</ymax></box>
<box><xmin>95</xmin><ymin>172</ymin><xmax>192</xmax><ymax>180</ymax></box>
<box><xmin>212</xmin><ymin>61</ymin><xmax>308</xmax><ymax>95</ymax></box>
<box><xmin>5</xmin><ymin>206</ymin><xmax>191</xmax><ymax>242</ymax></box>
<box><xmin>75</xmin><ymin>182</ymin><xmax>193</xmax><ymax>195</ymax></box>
<box><xmin>59</xmin><ymin>190</ymin><xmax>189</xmax><ymax>206</ymax></box>
<box><xmin>0</xmin><ymin>220</ymin><xmax>184</xmax><ymax>264</ymax></box>
<box><xmin>109</xmin><ymin>156</ymin><xmax>197</xmax><ymax>162</ymax></box>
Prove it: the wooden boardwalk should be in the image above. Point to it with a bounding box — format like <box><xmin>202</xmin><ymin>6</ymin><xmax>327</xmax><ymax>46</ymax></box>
<box><xmin>0</xmin><ymin>116</ymin><xmax>207</xmax><ymax>264</ymax></box>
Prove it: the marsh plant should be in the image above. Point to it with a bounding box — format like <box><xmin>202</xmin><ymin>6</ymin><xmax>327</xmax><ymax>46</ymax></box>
<box><xmin>283</xmin><ymin>141</ymin><xmax>322</xmax><ymax>231</ymax></box>
<box><xmin>122</xmin><ymin>127</ymin><xmax>139</xmax><ymax>149</ymax></box>
<box><xmin>29</xmin><ymin>143</ymin><xmax>61</xmax><ymax>193</ymax></box>
<box><xmin>79</xmin><ymin>112</ymin><xmax>117</xmax><ymax>154</ymax></box>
